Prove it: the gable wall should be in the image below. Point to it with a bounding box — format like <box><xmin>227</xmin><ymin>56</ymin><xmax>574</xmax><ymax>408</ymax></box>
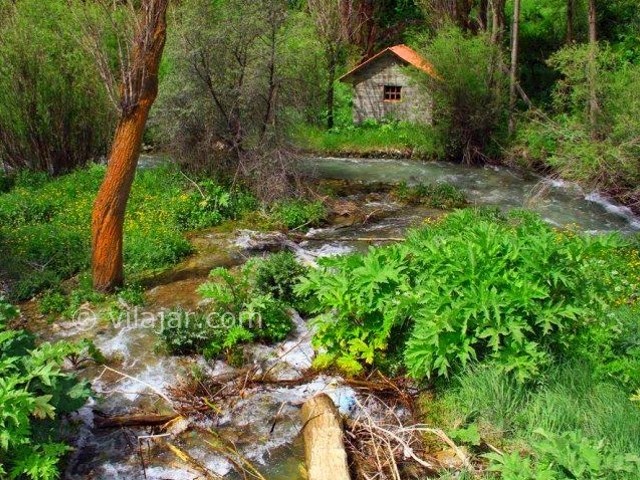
<box><xmin>351</xmin><ymin>54</ymin><xmax>433</xmax><ymax>125</ymax></box>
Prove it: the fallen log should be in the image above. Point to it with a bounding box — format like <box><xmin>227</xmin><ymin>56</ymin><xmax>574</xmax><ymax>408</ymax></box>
<box><xmin>301</xmin><ymin>394</ymin><xmax>351</xmax><ymax>480</ymax></box>
<box><xmin>94</xmin><ymin>413</ymin><xmax>179</xmax><ymax>429</ymax></box>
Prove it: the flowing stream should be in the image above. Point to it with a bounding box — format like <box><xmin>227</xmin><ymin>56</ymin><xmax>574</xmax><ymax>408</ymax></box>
<box><xmin>47</xmin><ymin>157</ymin><xmax>639</xmax><ymax>479</ymax></box>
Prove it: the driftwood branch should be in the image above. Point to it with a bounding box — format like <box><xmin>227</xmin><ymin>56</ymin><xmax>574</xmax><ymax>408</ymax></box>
<box><xmin>301</xmin><ymin>394</ymin><xmax>351</xmax><ymax>480</ymax></box>
<box><xmin>94</xmin><ymin>413</ymin><xmax>179</xmax><ymax>429</ymax></box>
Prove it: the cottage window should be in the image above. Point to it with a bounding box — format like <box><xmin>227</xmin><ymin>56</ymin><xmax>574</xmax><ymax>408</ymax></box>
<box><xmin>383</xmin><ymin>85</ymin><xmax>402</xmax><ymax>102</ymax></box>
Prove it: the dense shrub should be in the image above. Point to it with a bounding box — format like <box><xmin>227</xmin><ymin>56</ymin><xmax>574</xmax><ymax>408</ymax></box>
<box><xmin>160</xmin><ymin>255</ymin><xmax>307</xmax><ymax>359</ymax></box>
<box><xmin>175</xmin><ymin>180</ymin><xmax>257</xmax><ymax>230</ymax></box>
<box><xmin>269</xmin><ymin>199</ymin><xmax>327</xmax><ymax>230</ymax></box>
<box><xmin>391</xmin><ymin>181</ymin><xmax>467</xmax><ymax>208</ymax></box>
<box><xmin>510</xmin><ymin>46</ymin><xmax>640</xmax><ymax>206</ymax></box>
<box><xmin>297</xmin><ymin>209</ymin><xmax>634</xmax><ymax>380</ymax></box>
<box><xmin>413</xmin><ymin>27</ymin><xmax>508</xmax><ymax>163</ymax></box>
<box><xmin>0</xmin><ymin>0</ymin><xmax>114</xmax><ymax>174</ymax></box>
<box><xmin>0</xmin><ymin>297</ymin><xmax>92</xmax><ymax>479</ymax></box>
<box><xmin>154</xmin><ymin>0</ymin><xmax>325</xmax><ymax>185</ymax></box>
<box><xmin>248</xmin><ymin>251</ymin><xmax>308</xmax><ymax>306</ymax></box>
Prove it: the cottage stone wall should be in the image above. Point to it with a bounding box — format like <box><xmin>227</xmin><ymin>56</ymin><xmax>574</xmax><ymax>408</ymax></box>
<box><xmin>351</xmin><ymin>53</ymin><xmax>433</xmax><ymax>125</ymax></box>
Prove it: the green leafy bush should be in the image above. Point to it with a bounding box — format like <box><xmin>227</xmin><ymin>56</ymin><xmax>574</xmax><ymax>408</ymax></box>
<box><xmin>298</xmin><ymin>209</ymin><xmax>631</xmax><ymax>380</ymax></box>
<box><xmin>509</xmin><ymin>45</ymin><xmax>640</xmax><ymax>205</ymax></box>
<box><xmin>175</xmin><ymin>179</ymin><xmax>257</xmax><ymax>230</ymax></box>
<box><xmin>248</xmin><ymin>251</ymin><xmax>308</xmax><ymax>305</ymax></box>
<box><xmin>413</xmin><ymin>27</ymin><xmax>508</xmax><ymax>163</ymax></box>
<box><xmin>391</xmin><ymin>181</ymin><xmax>467</xmax><ymax>208</ymax></box>
<box><xmin>486</xmin><ymin>430</ymin><xmax>640</xmax><ymax>480</ymax></box>
<box><xmin>269</xmin><ymin>199</ymin><xmax>327</xmax><ymax>230</ymax></box>
<box><xmin>161</xmin><ymin>257</ymin><xmax>301</xmax><ymax>359</ymax></box>
<box><xmin>39</xmin><ymin>291</ymin><xmax>68</xmax><ymax>316</ymax></box>
<box><xmin>0</xmin><ymin>0</ymin><xmax>114</xmax><ymax>174</ymax></box>
<box><xmin>159</xmin><ymin>309</ymin><xmax>225</xmax><ymax>356</ymax></box>
<box><xmin>0</xmin><ymin>297</ymin><xmax>92</xmax><ymax>479</ymax></box>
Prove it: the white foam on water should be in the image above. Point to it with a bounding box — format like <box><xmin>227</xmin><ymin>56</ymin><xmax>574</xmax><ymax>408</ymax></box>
<box><xmin>94</xmin><ymin>326</ymin><xmax>138</xmax><ymax>359</ymax></box>
<box><xmin>299</xmin><ymin>243</ymin><xmax>354</xmax><ymax>258</ymax></box>
<box><xmin>586</xmin><ymin>192</ymin><xmax>640</xmax><ymax>229</ymax></box>
<box><xmin>93</xmin><ymin>357</ymin><xmax>183</xmax><ymax>403</ymax></box>
<box><xmin>215</xmin><ymin>375</ymin><xmax>358</xmax><ymax>465</ymax></box>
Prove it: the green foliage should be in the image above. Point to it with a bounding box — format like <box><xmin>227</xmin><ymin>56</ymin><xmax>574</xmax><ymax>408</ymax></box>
<box><xmin>176</xmin><ymin>179</ymin><xmax>257</xmax><ymax>230</ymax></box>
<box><xmin>486</xmin><ymin>429</ymin><xmax>640</xmax><ymax>480</ymax></box>
<box><xmin>391</xmin><ymin>181</ymin><xmax>467</xmax><ymax>208</ymax></box>
<box><xmin>38</xmin><ymin>291</ymin><xmax>68</xmax><ymax>316</ymax></box>
<box><xmin>159</xmin><ymin>309</ymin><xmax>225</xmax><ymax>356</ymax></box>
<box><xmin>248</xmin><ymin>251</ymin><xmax>308</xmax><ymax>305</ymax></box>
<box><xmin>428</xmin><ymin>363</ymin><xmax>640</xmax><ymax>464</ymax></box>
<box><xmin>161</xmin><ymin>255</ymin><xmax>304</xmax><ymax>358</ymax></box>
<box><xmin>0</xmin><ymin>171</ymin><xmax>14</xmax><ymax>193</ymax></box>
<box><xmin>413</xmin><ymin>27</ymin><xmax>508</xmax><ymax>163</ymax></box>
<box><xmin>155</xmin><ymin>0</ymin><xmax>326</xmax><ymax>171</ymax></box>
<box><xmin>269</xmin><ymin>199</ymin><xmax>327</xmax><ymax>230</ymax></box>
<box><xmin>0</xmin><ymin>297</ymin><xmax>92</xmax><ymax>479</ymax></box>
<box><xmin>0</xmin><ymin>0</ymin><xmax>114</xmax><ymax>174</ymax></box>
<box><xmin>115</xmin><ymin>283</ymin><xmax>146</xmax><ymax>307</ymax></box>
<box><xmin>0</xmin><ymin>164</ymin><xmax>258</xmax><ymax>301</ymax></box>
<box><xmin>298</xmin><ymin>209</ymin><xmax>632</xmax><ymax>381</ymax></box>
<box><xmin>511</xmin><ymin>46</ymin><xmax>640</xmax><ymax>202</ymax></box>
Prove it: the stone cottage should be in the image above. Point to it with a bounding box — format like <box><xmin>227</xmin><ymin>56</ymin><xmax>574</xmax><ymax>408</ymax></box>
<box><xmin>339</xmin><ymin>44</ymin><xmax>436</xmax><ymax>125</ymax></box>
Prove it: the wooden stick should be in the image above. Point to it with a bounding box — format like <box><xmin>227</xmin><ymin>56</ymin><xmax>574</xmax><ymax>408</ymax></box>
<box><xmin>301</xmin><ymin>394</ymin><xmax>351</xmax><ymax>480</ymax></box>
<box><xmin>94</xmin><ymin>413</ymin><xmax>180</xmax><ymax>429</ymax></box>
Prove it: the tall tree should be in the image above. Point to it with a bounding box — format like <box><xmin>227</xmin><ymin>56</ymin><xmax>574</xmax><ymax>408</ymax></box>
<box><xmin>587</xmin><ymin>0</ymin><xmax>599</xmax><ymax>137</ymax></box>
<box><xmin>478</xmin><ymin>0</ymin><xmax>489</xmax><ymax>31</ymax></box>
<box><xmin>508</xmin><ymin>0</ymin><xmax>521</xmax><ymax>134</ymax></box>
<box><xmin>566</xmin><ymin>0</ymin><xmax>575</xmax><ymax>43</ymax></box>
<box><xmin>309</xmin><ymin>0</ymin><xmax>348</xmax><ymax>130</ymax></box>
<box><xmin>89</xmin><ymin>0</ymin><xmax>169</xmax><ymax>292</ymax></box>
<box><xmin>491</xmin><ymin>0</ymin><xmax>506</xmax><ymax>45</ymax></box>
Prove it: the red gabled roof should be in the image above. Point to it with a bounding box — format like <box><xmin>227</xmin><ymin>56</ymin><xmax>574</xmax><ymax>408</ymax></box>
<box><xmin>339</xmin><ymin>44</ymin><xmax>437</xmax><ymax>82</ymax></box>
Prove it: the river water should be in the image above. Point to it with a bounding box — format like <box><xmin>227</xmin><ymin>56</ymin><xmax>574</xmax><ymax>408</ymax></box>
<box><xmin>55</xmin><ymin>157</ymin><xmax>638</xmax><ymax>479</ymax></box>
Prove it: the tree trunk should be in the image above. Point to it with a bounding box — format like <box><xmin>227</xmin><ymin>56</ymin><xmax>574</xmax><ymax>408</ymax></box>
<box><xmin>91</xmin><ymin>1</ymin><xmax>168</xmax><ymax>292</ymax></box>
<box><xmin>479</xmin><ymin>0</ymin><xmax>489</xmax><ymax>31</ymax></box>
<box><xmin>301</xmin><ymin>394</ymin><xmax>351</xmax><ymax>480</ymax></box>
<box><xmin>91</xmin><ymin>108</ymin><xmax>150</xmax><ymax>291</ymax></box>
<box><xmin>508</xmin><ymin>0</ymin><xmax>521</xmax><ymax>135</ymax></box>
<box><xmin>327</xmin><ymin>53</ymin><xmax>337</xmax><ymax>130</ymax></box>
<box><xmin>491</xmin><ymin>0</ymin><xmax>506</xmax><ymax>45</ymax></box>
<box><xmin>588</xmin><ymin>0</ymin><xmax>599</xmax><ymax>138</ymax></box>
<box><xmin>566</xmin><ymin>0</ymin><xmax>575</xmax><ymax>43</ymax></box>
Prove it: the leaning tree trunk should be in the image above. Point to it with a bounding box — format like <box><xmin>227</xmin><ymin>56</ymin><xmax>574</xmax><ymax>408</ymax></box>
<box><xmin>587</xmin><ymin>0</ymin><xmax>599</xmax><ymax>138</ymax></box>
<box><xmin>508</xmin><ymin>0</ymin><xmax>521</xmax><ymax>135</ymax></box>
<box><xmin>91</xmin><ymin>1</ymin><xmax>168</xmax><ymax>292</ymax></box>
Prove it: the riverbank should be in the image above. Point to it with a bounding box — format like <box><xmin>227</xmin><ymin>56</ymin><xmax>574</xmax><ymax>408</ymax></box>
<box><xmin>293</xmin><ymin>121</ymin><xmax>640</xmax><ymax>217</ymax></box>
<box><xmin>291</xmin><ymin>122</ymin><xmax>443</xmax><ymax>160</ymax></box>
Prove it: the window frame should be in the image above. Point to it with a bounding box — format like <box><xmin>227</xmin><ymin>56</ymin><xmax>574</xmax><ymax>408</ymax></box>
<box><xmin>383</xmin><ymin>85</ymin><xmax>403</xmax><ymax>102</ymax></box>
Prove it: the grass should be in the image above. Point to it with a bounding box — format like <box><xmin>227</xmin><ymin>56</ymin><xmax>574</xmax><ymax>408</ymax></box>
<box><xmin>0</xmin><ymin>163</ymin><xmax>255</xmax><ymax>301</ymax></box>
<box><xmin>291</xmin><ymin>120</ymin><xmax>444</xmax><ymax>159</ymax></box>
<box><xmin>423</xmin><ymin>362</ymin><xmax>640</xmax><ymax>477</ymax></box>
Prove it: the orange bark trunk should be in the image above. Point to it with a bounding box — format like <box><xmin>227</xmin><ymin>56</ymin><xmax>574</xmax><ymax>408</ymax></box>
<box><xmin>91</xmin><ymin>107</ymin><xmax>150</xmax><ymax>291</ymax></box>
<box><xmin>91</xmin><ymin>1</ymin><xmax>168</xmax><ymax>292</ymax></box>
